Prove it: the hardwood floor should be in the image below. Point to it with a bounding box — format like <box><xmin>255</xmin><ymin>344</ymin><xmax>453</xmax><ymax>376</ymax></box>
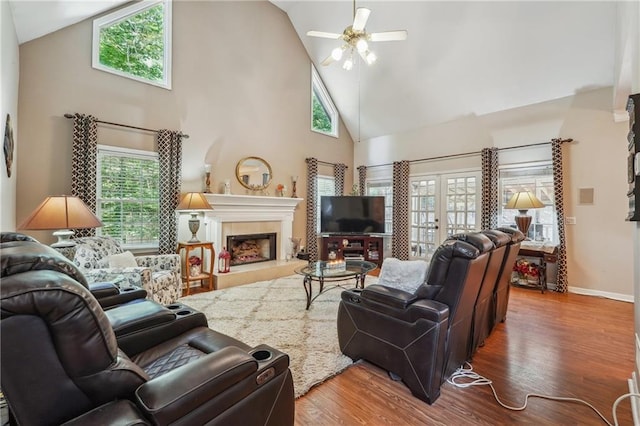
<box><xmin>295</xmin><ymin>287</ymin><xmax>635</xmax><ymax>425</ymax></box>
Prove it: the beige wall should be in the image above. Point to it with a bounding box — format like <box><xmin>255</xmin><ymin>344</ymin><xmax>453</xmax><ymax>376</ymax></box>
<box><xmin>355</xmin><ymin>88</ymin><xmax>634</xmax><ymax>299</ymax></box>
<box><xmin>16</xmin><ymin>0</ymin><xmax>353</xmax><ymax>246</ymax></box>
<box><xmin>1</xmin><ymin>1</ymin><xmax>19</xmax><ymax>231</ymax></box>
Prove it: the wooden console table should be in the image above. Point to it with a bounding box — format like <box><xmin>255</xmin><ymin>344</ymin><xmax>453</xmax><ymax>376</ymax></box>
<box><xmin>513</xmin><ymin>242</ymin><xmax>558</xmax><ymax>293</ymax></box>
<box><xmin>177</xmin><ymin>241</ymin><xmax>215</xmax><ymax>295</ymax></box>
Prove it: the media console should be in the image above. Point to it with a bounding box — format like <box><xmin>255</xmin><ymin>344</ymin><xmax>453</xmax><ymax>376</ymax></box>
<box><xmin>320</xmin><ymin>235</ymin><xmax>383</xmax><ymax>268</ymax></box>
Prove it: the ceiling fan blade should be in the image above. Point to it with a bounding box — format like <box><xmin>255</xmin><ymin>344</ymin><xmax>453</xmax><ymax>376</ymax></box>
<box><xmin>352</xmin><ymin>7</ymin><xmax>371</xmax><ymax>32</ymax></box>
<box><xmin>307</xmin><ymin>31</ymin><xmax>342</xmax><ymax>39</ymax></box>
<box><xmin>369</xmin><ymin>30</ymin><xmax>408</xmax><ymax>42</ymax></box>
<box><xmin>321</xmin><ymin>54</ymin><xmax>336</xmax><ymax>66</ymax></box>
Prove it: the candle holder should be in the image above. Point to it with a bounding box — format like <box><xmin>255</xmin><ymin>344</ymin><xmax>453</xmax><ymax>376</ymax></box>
<box><xmin>291</xmin><ymin>175</ymin><xmax>298</xmax><ymax>198</ymax></box>
<box><xmin>204</xmin><ymin>164</ymin><xmax>212</xmax><ymax>193</ymax></box>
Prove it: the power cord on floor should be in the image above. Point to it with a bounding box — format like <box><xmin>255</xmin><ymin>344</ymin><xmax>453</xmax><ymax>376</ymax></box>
<box><xmin>447</xmin><ymin>363</ymin><xmax>640</xmax><ymax>426</ymax></box>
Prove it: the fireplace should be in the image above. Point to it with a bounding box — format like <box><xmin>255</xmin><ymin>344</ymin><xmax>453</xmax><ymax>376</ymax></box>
<box><xmin>227</xmin><ymin>233</ymin><xmax>277</xmax><ymax>266</ymax></box>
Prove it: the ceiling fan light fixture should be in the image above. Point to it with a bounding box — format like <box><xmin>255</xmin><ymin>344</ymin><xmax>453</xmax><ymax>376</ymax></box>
<box><xmin>331</xmin><ymin>47</ymin><xmax>344</xmax><ymax>61</ymax></box>
<box><xmin>365</xmin><ymin>51</ymin><xmax>377</xmax><ymax>65</ymax></box>
<box><xmin>343</xmin><ymin>56</ymin><xmax>354</xmax><ymax>71</ymax></box>
<box><xmin>356</xmin><ymin>38</ymin><xmax>368</xmax><ymax>53</ymax></box>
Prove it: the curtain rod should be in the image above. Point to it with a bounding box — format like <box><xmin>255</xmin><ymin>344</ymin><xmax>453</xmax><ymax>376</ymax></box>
<box><xmin>306</xmin><ymin>158</ymin><xmax>349</xmax><ymax>169</ymax></box>
<box><xmin>64</xmin><ymin>113</ymin><xmax>190</xmax><ymax>139</ymax></box>
<box><xmin>362</xmin><ymin>139</ymin><xmax>572</xmax><ymax>169</ymax></box>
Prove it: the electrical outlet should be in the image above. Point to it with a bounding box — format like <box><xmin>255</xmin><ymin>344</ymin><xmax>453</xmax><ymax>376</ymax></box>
<box><xmin>565</xmin><ymin>217</ymin><xmax>576</xmax><ymax>225</ymax></box>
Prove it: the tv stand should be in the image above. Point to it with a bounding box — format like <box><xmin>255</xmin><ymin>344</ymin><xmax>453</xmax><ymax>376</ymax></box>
<box><xmin>320</xmin><ymin>235</ymin><xmax>383</xmax><ymax>268</ymax></box>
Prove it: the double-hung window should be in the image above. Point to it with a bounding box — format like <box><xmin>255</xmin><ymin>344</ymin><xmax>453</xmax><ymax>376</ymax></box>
<box><xmin>499</xmin><ymin>163</ymin><xmax>557</xmax><ymax>243</ymax></box>
<box><xmin>366</xmin><ymin>180</ymin><xmax>393</xmax><ymax>233</ymax></box>
<box><xmin>97</xmin><ymin>145</ymin><xmax>160</xmax><ymax>250</ymax></box>
<box><xmin>317</xmin><ymin>175</ymin><xmax>335</xmax><ymax>232</ymax></box>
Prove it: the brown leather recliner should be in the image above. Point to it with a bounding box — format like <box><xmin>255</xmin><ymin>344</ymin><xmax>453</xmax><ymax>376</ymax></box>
<box><xmin>337</xmin><ymin>233</ymin><xmax>493</xmax><ymax>404</ymax></box>
<box><xmin>492</xmin><ymin>227</ymin><xmax>525</xmax><ymax>327</ymax></box>
<box><xmin>452</xmin><ymin>229</ymin><xmax>511</xmax><ymax>358</ymax></box>
<box><xmin>1</xmin><ymin>241</ymin><xmax>295</xmax><ymax>425</ymax></box>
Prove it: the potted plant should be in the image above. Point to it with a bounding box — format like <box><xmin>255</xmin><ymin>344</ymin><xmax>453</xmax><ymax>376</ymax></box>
<box><xmin>188</xmin><ymin>255</ymin><xmax>202</xmax><ymax>276</ymax></box>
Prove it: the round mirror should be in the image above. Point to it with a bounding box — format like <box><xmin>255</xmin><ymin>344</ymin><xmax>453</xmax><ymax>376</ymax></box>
<box><xmin>235</xmin><ymin>156</ymin><xmax>273</xmax><ymax>191</ymax></box>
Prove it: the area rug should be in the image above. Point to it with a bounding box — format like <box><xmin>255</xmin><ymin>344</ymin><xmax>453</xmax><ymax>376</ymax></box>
<box><xmin>178</xmin><ymin>274</ymin><xmax>377</xmax><ymax>398</ymax></box>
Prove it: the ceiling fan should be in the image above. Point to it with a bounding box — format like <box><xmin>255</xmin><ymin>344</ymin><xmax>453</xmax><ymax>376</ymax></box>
<box><xmin>307</xmin><ymin>2</ymin><xmax>408</xmax><ymax>70</ymax></box>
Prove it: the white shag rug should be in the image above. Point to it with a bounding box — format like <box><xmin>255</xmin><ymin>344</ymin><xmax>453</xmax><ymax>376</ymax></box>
<box><xmin>178</xmin><ymin>274</ymin><xmax>377</xmax><ymax>398</ymax></box>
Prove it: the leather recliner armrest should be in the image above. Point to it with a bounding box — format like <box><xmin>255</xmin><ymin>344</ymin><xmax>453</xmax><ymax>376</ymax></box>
<box><xmin>89</xmin><ymin>281</ymin><xmax>148</xmax><ymax>309</ymax></box>
<box><xmin>88</xmin><ymin>281</ymin><xmax>120</xmax><ymax>298</ymax></box>
<box><xmin>135</xmin><ymin>346</ymin><xmax>258</xmax><ymax>425</ymax></box>
<box><xmin>61</xmin><ymin>400</ymin><xmax>150</xmax><ymax>426</ymax></box>
<box><xmin>344</xmin><ymin>287</ymin><xmax>449</xmax><ymax>324</ymax></box>
<box><xmin>361</xmin><ymin>284</ymin><xmax>418</xmax><ymax>309</ymax></box>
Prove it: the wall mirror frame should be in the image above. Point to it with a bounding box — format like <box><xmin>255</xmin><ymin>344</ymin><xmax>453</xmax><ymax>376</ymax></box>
<box><xmin>235</xmin><ymin>156</ymin><xmax>273</xmax><ymax>191</ymax></box>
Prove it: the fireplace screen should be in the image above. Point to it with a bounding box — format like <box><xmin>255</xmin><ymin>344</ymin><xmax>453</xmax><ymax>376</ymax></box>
<box><xmin>227</xmin><ymin>233</ymin><xmax>277</xmax><ymax>266</ymax></box>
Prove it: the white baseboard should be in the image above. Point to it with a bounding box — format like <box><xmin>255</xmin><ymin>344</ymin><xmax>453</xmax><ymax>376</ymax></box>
<box><xmin>567</xmin><ymin>285</ymin><xmax>634</xmax><ymax>303</ymax></box>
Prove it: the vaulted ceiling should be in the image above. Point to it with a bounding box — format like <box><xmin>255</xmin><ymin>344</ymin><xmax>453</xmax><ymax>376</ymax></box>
<box><xmin>8</xmin><ymin>1</ymin><xmax>635</xmax><ymax>142</ymax></box>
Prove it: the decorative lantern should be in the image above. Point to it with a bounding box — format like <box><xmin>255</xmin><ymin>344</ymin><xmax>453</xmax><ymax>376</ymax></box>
<box><xmin>218</xmin><ymin>246</ymin><xmax>231</xmax><ymax>273</ymax></box>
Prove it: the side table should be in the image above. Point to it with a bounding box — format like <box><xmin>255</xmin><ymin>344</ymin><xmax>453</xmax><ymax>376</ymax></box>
<box><xmin>177</xmin><ymin>241</ymin><xmax>215</xmax><ymax>295</ymax></box>
<box><xmin>513</xmin><ymin>243</ymin><xmax>558</xmax><ymax>293</ymax></box>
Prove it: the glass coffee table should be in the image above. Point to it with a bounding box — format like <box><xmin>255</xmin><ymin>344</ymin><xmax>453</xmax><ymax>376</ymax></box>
<box><xmin>294</xmin><ymin>260</ymin><xmax>378</xmax><ymax>310</ymax></box>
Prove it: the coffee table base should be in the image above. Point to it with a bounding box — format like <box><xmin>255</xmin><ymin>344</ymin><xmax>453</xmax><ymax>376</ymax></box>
<box><xmin>302</xmin><ymin>273</ymin><xmax>368</xmax><ymax>310</ymax></box>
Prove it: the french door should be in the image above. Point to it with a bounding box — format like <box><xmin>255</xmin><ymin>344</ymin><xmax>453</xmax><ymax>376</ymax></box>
<box><xmin>410</xmin><ymin>172</ymin><xmax>480</xmax><ymax>261</ymax></box>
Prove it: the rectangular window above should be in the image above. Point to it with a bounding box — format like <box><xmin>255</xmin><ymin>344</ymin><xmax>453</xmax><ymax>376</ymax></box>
<box><xmin>97</xmin><ymin>145</ymin><xmax>160</xmax><ymax>250</ymax></box>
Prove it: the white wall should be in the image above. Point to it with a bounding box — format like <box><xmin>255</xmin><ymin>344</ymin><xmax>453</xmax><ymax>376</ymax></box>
<box><xmin>355</xmin><ymin>88</ymin><xmax>633</xmax><ymax>299</ymax></box>
<box><xmin>1</xmin><ymin>1</ymin><xmax>19</xmax><ymax>231</ymax></box>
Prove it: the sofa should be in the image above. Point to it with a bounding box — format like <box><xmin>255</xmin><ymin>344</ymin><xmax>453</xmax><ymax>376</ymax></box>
<box><xmin>72</xmin><ymin>236</ymin><xmax>182</xmax><ymax>305</ymax></box>
<box><xmin>0</xmin><ymin>238</ymin><xmax>295</xmax><ymax>425</ymax></box>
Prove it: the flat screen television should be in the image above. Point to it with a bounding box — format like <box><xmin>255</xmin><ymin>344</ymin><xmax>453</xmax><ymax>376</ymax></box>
<box><xmin>320</xmin><ymin>196</ymin><xmax>386</xmax><ymax>234</ymax></box>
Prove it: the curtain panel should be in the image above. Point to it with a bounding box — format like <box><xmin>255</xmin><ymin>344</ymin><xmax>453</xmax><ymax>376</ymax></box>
<box><xmin>551</xmin><ymin>139</ymin><xmax>569</xmax><ymax>292</ymax></box>
<box><xmin>357</xmin><ymin>166</ymin><xmax>367</xmax><ymax>195</ymax></box>
<box><xmin>481</xmin><ymin>147</ymin><xmax>499</xmax><ymax>230</ymax></box>
<box><xmin>71</xmin><ymin>113</ymin><xmax>98</xmax><ymax>238</ymax></box>
<box><xmin>392</xmin><ymin>161</ymin><xmax>410</xmax><ymax>260</ymax></box>
<box><xmin>334</xmin><ymin>163</ymin><xmax>347</xmax><ymax>195</ymax></box>
<box><xmin>306</xmin><ymin>158</ymin><xmax>319</xmax><ymax>262</ymax></box>
<box><xmin>157</xmin><ymin>130</ymin><xmax>183</xmax><ymax>255</ymax></box>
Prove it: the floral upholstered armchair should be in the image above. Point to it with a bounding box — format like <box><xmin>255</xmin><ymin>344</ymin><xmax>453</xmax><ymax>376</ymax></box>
<box><xmin>72</xmin><ymin>236</ymin><xmax>182</xmax><ymax>305</ymax></box>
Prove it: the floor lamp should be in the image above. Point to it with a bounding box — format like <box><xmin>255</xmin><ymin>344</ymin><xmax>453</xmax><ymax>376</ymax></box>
<box><xmin>505</xmin><ymin>191</ymin><xmax>545</xmax><ymax>238</ymax></box>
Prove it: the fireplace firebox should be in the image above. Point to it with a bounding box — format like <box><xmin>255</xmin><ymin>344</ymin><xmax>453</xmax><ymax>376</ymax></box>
<box><xmin>227</xmin><ymin>233</ymin><xmax>277</xmax><ymax>266</ymax></box>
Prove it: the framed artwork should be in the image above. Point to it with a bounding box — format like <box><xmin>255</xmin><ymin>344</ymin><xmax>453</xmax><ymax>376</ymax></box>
<box><xmin>4</xmin><ymin>113</ymin><xmax>14</xmax><ymax>178</ymax></box>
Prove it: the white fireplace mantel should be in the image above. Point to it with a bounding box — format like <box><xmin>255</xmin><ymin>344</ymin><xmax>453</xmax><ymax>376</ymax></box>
<box><xmin>200</xmin><ymin>194</ymin><xmax>303</xmax><ymax>264</ymax></box>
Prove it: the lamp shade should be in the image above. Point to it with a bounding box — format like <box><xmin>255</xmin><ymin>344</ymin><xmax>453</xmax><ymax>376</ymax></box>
<box><xmin>504</xmin><ymin>191</ymin><xmax>545</xmax><ymax>210</ymax></box>
<box><xmin>177</xmin><ymin>192</ymin><xmax>213</xmax><ymax>211</ymax></box>
<box><xmin>18</xmin><ymin>195</ymin><xmax>102</xmax><ymax>230</ymax></box>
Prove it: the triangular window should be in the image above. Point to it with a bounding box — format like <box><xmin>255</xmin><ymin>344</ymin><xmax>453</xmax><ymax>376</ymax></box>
<box><xmin>311</xmin><ymin>65</ymin><xmax>339</xmax><ymax>137</ymax></box>
<box><xmin>92</xmin><ymin>0</ymin><xmax>172</xmax><ymax>89</ymax></box>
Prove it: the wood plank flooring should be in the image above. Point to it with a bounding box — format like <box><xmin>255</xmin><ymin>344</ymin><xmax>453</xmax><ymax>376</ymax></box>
<box><xmin>295</xmin><ymin>287</ymin><xmax>635</xmax><ymax>425</ymax></box>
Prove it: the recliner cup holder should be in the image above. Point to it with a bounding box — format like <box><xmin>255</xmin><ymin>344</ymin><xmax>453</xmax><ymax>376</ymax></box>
<box><xmin>166</xmin><ymin>304</ymin><xmax>181</xmax><ymax>310</ymax></box>
<box><xmin>176</xmin><ymin>310</ymin><xmax>192</xmax><ymax>316</ymax></box>
<box><xmin>251</xmin><ymin>350</ymin><xmax>272</xmax><ymax>362</ymax></box>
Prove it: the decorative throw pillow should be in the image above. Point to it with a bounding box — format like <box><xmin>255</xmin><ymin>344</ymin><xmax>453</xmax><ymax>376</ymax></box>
<box><xmin>108</xmin><ymin>251</ymin><xmax>138</xmax><ymax>268</ymax></box>
<box><xmin>377</xmin><ymin>257</ymin><xmax>429</xmax><ymax>294</ymax></box>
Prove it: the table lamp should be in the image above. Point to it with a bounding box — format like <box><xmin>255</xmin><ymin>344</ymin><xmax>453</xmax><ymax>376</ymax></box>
<box><xmin>505</xmin><ymin>191</ymin><xmax>545</xmax><ymax>238</ymax></box>
<box><xmin>18</xmin><ymin>195</ymin><xmax>103</xmax><ymax>247</ymax></box>
<box><xmin>177</xmin><ymin>192</ymin><xmax>213</xmax><ymax>243</ymax></box>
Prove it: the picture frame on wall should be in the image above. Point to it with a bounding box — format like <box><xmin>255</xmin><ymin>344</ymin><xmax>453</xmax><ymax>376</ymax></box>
<box><xmin>3</xmin><ymin>113</ymin><xmax>14</xmax><ymax>178</ymax></box>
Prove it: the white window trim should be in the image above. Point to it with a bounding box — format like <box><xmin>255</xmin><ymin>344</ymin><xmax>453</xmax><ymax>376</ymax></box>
<box><xmin>311</xmin><ymin>65</ymin><xmax>339</xmax><ymax>138</ymax></box>
<box><xmin>92</xmin><ymin>0</ymin><xmax>172</xmax><ymax>90</ymax></box>
<box><xmin>96</xmin><ymin>144</ymin><xmax>160</xmax><ymax>251</ymax></box>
